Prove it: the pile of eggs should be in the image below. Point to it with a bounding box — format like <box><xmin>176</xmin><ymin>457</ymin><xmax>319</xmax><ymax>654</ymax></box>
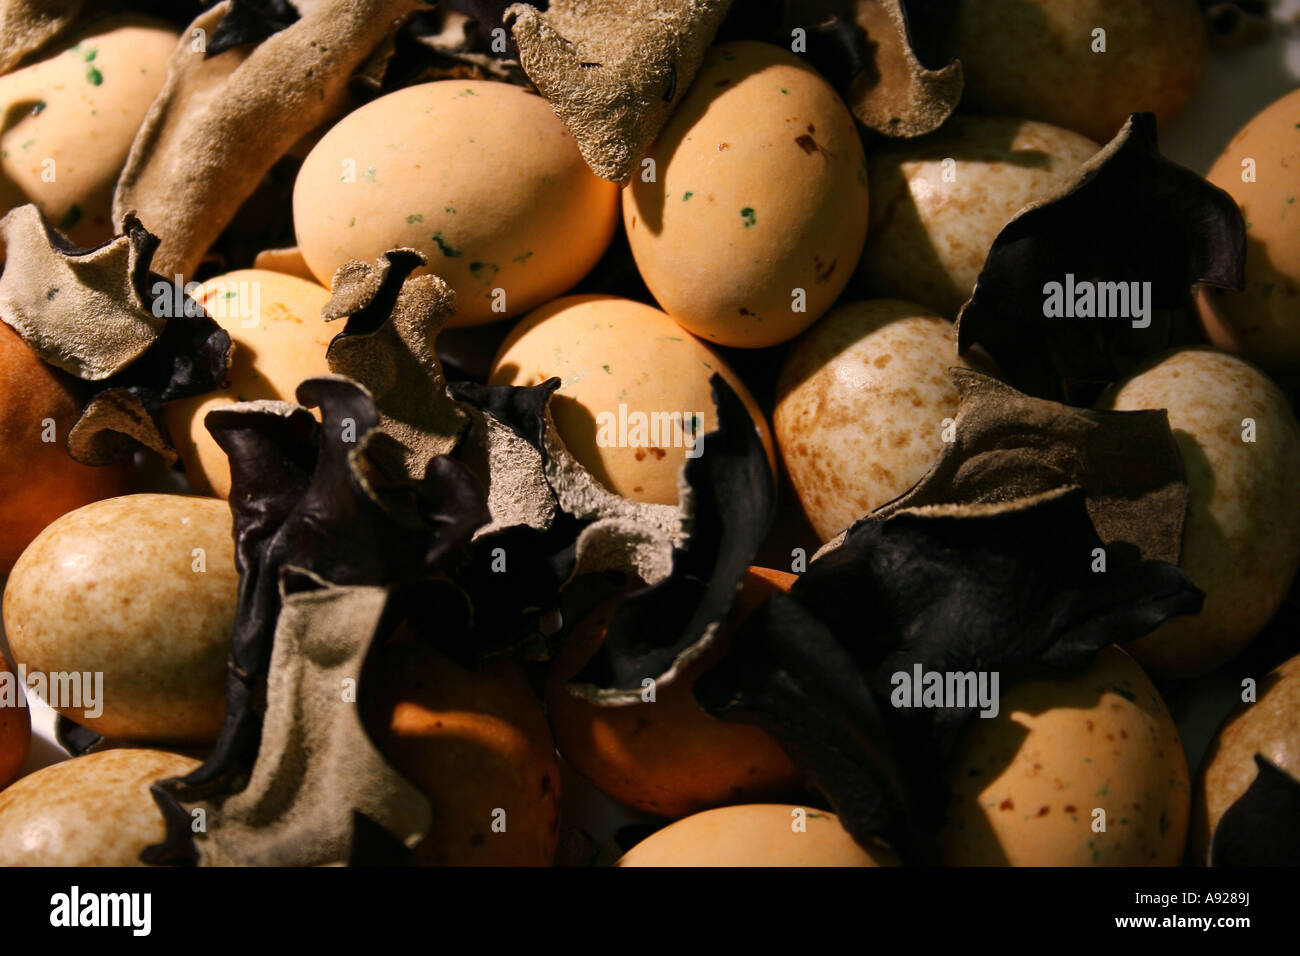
<box><xmin>1</xmin><ymin>0</ymin><xmax>1300</xmax><ymax>868</ymax></box>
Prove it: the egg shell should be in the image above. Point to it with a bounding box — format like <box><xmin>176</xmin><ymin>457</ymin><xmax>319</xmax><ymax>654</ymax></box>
<box><xmin>1191</xmin><ymin>652</ymin><xmax>1300</xmax><ymax>863</ymax></box>
<box><xmin>1198</xmin><ymin>88</ymin><xmax>1300</xmax><ymax>370</ymax></box>
<box><xmin>951</xmin><ymin>0</ymin><xmax>1206</xmax><ymax>144</ymax></box>
<box><xmin>617</xmin><ymin>803</ymin><xmax>896</xmax><ymax>866</ymax></box>
<box><xmin>363</xmin><ymin>637</ymin><xmax>560</xmax><ymax>866</ymax></box>
<box><xmin>0</xmin><ymin>320</ymin><xmax>128</xmax><ymax>573</ymax></box>
<box><xmin>940</xmin><ymin>646</ymin><xmax>1189</xmax><ymax>866</ymax></box>
<box><xmin>0</xmin><ymin>747</ymin><xmax>198</xmax><ymax>865</ymax></box>
<box><xmin>489</xmin><ymin>294</ymin><xmax>774</xmax><ymax>506</ymax></box>
<box><xmin>623</xmin><ymin>41</ymin><xmax>869</xmax><ymax>348</ymax></box>
<box><xmin>855</xmin><ymin>116</ymin><xmax>1099</xmax><ymax>318</ymax></box>
<box><xmin>1101</xmin><ymin>349</ymin><xmax>1300</xmax><ymax>678</ymax></box>
<box><xmin>547</xmin><ymin>567</ymin><xmax>801</xmax><ymax>818</ymax></box>
<box><xmin>775</xmin><ymin>300</ymin><xmax>965</xmax><ymax>542</ymax></box>
<box><xmin>3</xmin><ymin>494</ymin><xmax>238</xmax><ymax>743</ymax></box>
<box><xmin>0</xmin><ymin>16</ymin><xmax>176</xmax><ymax>248</ymax></box>
<box><xmin>0</xmin><ymin>652</ymin><xmax>29</xmax><ymax>791</ymax></box>
<box><xmin>162</xmin><ymin>269</ymin><xmax>333</xmax><ymax>499</ymax></box>
<box><xmin>293</xmin><ymin>80</ymin><xmax>619</xmax><ymax>327</ymax></box>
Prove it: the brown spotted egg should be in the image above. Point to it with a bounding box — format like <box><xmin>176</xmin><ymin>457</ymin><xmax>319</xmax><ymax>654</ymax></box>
<box><xmin>774</xmin><ymin>300</ymin><xmax>966</xmax><ymax>542</ymax></box>
<box><xmin>855</xmin><ymin>116</ymin><xmax>1099</xmax><ymax>318</ymax></box>
<box><xmin>941</xmin><ymin>646</ymin><xmax>1190</xmax><ymax>866</ymax></box>
<box><xmin>0</xmin><ymin>748</ymin><xmax>198</xmax><ymax>865</ymax></box>
<box><xmin>1100</xmin><ymin>349</ymin><xmax>1300</xmax><ymax>678</ymax></box>
<box><xmin>1191</xmin><ymin>652</ymin><xmax>1300</xmax><ymax>863</ymax></box>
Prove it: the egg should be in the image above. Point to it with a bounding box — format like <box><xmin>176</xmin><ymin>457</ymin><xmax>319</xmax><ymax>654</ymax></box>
<box><xmin>1100</xmin><ymin>349</ymin><xmax>1300</xmax><ymax>678</ymax></box>
<box><xmin>774</xmin><ymin>300</ymin><xmax>965</xmax><ymax>542</ymax></box>
<box><xmin>855</xmin><ymin>116</ymin><xmax>1099</xmax><ymax>318</ymax></box>
<box><xmin>363</xmin><ymin>636</ymin><xmax>560</xmax><ymax>866</ymax></box>
<box><xmin>940</xmin><ymin>646</ymin><xmax>1189</xmax><ymax>866</ymax></box>
<box><xmin>0</xmin><ymin>320</ymin><xmax>127</xmax><ymax>574</ymax></box>
<box><xmin>4</xmin><ymin>494</ymin><xmax>238</xmax><ymax>743</ymax></box>
<box><xmin>548</xmin><ymin>567</ymin><xmax>801</xmax><ymax>818</ymax></box>
<box><xmin>1191</xmin><ymin>652</ymin><xmax>1300</xmax><ymax>863</ymax></box>
<box><xmin>950</xmin><ymin>0</ymin><xmax>1206</xmax><ymax>144</ymax></box>
<box><xmin>0</xmin><ymin>747</ymin><xmax>198</xmax><ymax>865</ymax></box>
<box><xmin>162</xmin><ymin>269</ymin><xmax>333</xmax><ymax>499</ymax></box>
<box><xmin>294</xmin><ymin>80</ymin><xmax>619</xmax><ymax>327</ymax></box>
<box><xmin>617</xmin><ymin>803</ymin><xmax>897</xmax><ymax>866</ymax></box>
<box><xmin>0</xmin><ymin>652</ymin><xmax>29</xmax><ymax>791</ymax></box>
<box><xmin>1198</xmin><ymin>88</ymin><xmax>1300</xmax><ymax>371</ymax></box>
<box><xmin>623</xmin><ymin>41</ymin><xmax>869</xmax><ymax>348</ymax></box>
<box><xmin>0</xmin><ymin>16</ymin><xmax>177</xmax><ymax>248</ymax></box>
<box><xmin>489</xmin><ymin>295</ymin><xmax>774</xmax><ymax>506</ymax></box>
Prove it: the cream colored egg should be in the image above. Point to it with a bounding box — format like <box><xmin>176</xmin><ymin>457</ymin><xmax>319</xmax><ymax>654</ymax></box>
<box><xmin>941</xmin><ymin>646</ymin><xmax>1190</xmax><ymax>866</ymax></box>
<box><xmin>294</xmin><ymin>80</ymin><xmax>619</xmax><ymax>327</ymax></box>
<box><xmin>1191</xmin><ymin>653</ymin><xmax>1300</xmax><ymax>863</ymax></box>
<box><xmin>856</xmin><ymin>116</ymin><xmax>1099</xmax><ymax>318</ymax></box>
<box><xmin>1100</xmin><ymin>349</ymin><xmax>1300</xmax><ymax>678</ymax></box>
<box><xmin>617</xmin><ymin>804</ymin><xmax>896</xmax><ymax>866</ymax></box>
<box><xmin>489</xmin><ymin>295</ymin><xmax>773</xmax><ymax>506</ymax></box>
<box><xmin>1198</xmin><ymin>88</ymin><xmax>1300</xmax><ymax>370</ymax></box>
<box><xmin>163</xmin><ymin>269</ymin><xmax>333</xmax><ymax>499</ymax></box>
<box><xmin>951</xmin><ymin>0</ymin><xmax>1206</xmax><ymax>144</ymax></box>
<box><xmin>0</xmin><ymin>16</ymin><xmax>176</xmax><ymax>248</ymax></box>
<box><xmin>623</xmin><ymin>41</ymin><xmax>869</xmax><ymax>348</ymax></box>
<box><xmin>3</xmin><ymin>494</ymin><xmax>238</xmax><ymax>743</ymax></box>
<box><xmin>775</xmin><ymin>300</ymin><xmax>965</xmax><ymax>542</ymax></box>
<box><xmin>0</xmin><ymin>748</ymin><xmax>198</xmax><ymax>865</ymax></box>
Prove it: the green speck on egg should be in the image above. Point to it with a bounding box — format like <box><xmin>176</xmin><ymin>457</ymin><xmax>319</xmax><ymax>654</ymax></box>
<box><xmin>362</xmin><ymin>166</ymin><xmax>377</xmax><ymax>183</ymax></box>
<box><xmin>348</xmin><ymin>217</ymin><xmax>356</xmax><ymax>227</ymax></box>
<box><xmin>1098</xmin><ymin>781</ymin><xmax>1110</xmax><ymax>796</ymax></box>
<box><xmin>431</xmin><ymin>232</ymin><xmax>461</xmax><ymax>257</ymax></box>
<box><xmin>83</xmin><ymin>46</ymin><xmax>97</xmax><ymax>62</ymax></box>
<box><xmin>406</xmin><ymin>214</ymin><xmax>423</xmax><ymax>224</ymax></box>
<box><xmin>444</xmin><ymin>206</ymin><xmax>456</xmax><ymax>214</ymax></box>
<box><xmin>32</xmin><ymin>100</ymin><xmax>46</xmax><ymax>115</ymax></box>
<box><xmin>740</xmin><ymin>207</ymin><xmax>756</xmax><ymax>227</ymax></box>
<box><xmin>780</xmin><ymin>87</ymin><xmax>788</xmax><ymax>94</ymax></box>
<box><xmin>58</xmin><ymin>205</ymin><xmax>82</xmax><ymax>230</ymax></box>
<box><xmin>224</xmin><ymin>290</ymin><xmax>237</xmax><ymax>300</ymax></box>
<box><xmin>469</xmin><ymin>261</ymin><xmax>498</xmax><ymax>280</ymax></box>
<box><xmin>683</xmin><ymin>191</ymin><xmax>693</xmax><ymax>201</ymax></box>
<box><xmin>601</xmin><ymin>364</ymin><xmax>611</xmax><ymax>374</ymax></box>
<box><xmin>857</xmin><ymin>166</ymin><xmax>868</xmax><ymax>188</ymax></box>
<box><xmin>86</xmin><ymin>65</ymin><xmax>103</xmax><ymax>86</ymax></box>
<box><xmin>20</xmin><ymin>139</ymin><xmax>34</xmax><ymax>151</ymax></box>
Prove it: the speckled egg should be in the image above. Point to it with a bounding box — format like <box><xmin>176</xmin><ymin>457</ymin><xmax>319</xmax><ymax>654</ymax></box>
<box><xmin>4</xmin><ymin>494</ymin><xmax>238</xmax><ymax>743</ymax></box>
<box><xmin>1100</xmin><ymin>349</ymin><xmax>1300</xmax><ymax>678</ymax></box>
<box><xmin>294</xmin><ymin>80</ymin><xmax>619</xmax><ymax>327</ymax></box>
<box><xmin>950</xmin><ymin>0</ymin><xmax>1206</xmax><ymax>144</ymax></box>
<box><xmin>855</xmin><ymin>116</ymin><xmax>1099</xmax><ymax>318</ymax></box>
<box><xmin>618</xmin><ymin>804</ymin><xmax>897</xmax><ymax>866</ymax></box>
<box><xmin>162</xmin><ymin>269</ymin><xmax>333</xmax><ymax>499</ymax></box>
<box><xmin>774</xmin><ymin>300</ymin><xmax>966</xmax><ymax>542</ymax></box>
<box><xmin>548</xmin><ymin>568</ymin><xmax>801</xmax><ymax>818</ymax></box>
<box><xmin>489</xmin><ymin>295</ymin><xmax>774</xmax><ymax>506</ymax></box>
<box><xmin>0</xmin><ymin>652</ymin><xmax>29</xmax><ymax>791</ymax></box>
<box><xmin>941</xmin><ymin>646</ymin><xmax>1190</xmax><ymax>866</ymax></box>
<box><xmin>0</xmin><ymin>319</ymin><xmax>127</xmax><ymax>574</ymax></box>
<box><xmin>623</xmin><ymin>41</ymin><xmax>869</xmax><ymax>348</ymax></box>
<box><xmin>0</xmin><ymin>748</ymin><xmax>198</xmax><ymax>865</ymax></box>
<box><xmin>0</xmin><ymin>16</ymin><xmax>177</xmax><ymax>247</ymax></box>
<box><xmin>1198</xmin><ymin>88</ymin><xmax>1300</xmax><ymax>371</ymax></box>
<box><xmin>1191</xmin><ymin>652</ymin><xmax>1300</xmax><ymax>863</ymax></box>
